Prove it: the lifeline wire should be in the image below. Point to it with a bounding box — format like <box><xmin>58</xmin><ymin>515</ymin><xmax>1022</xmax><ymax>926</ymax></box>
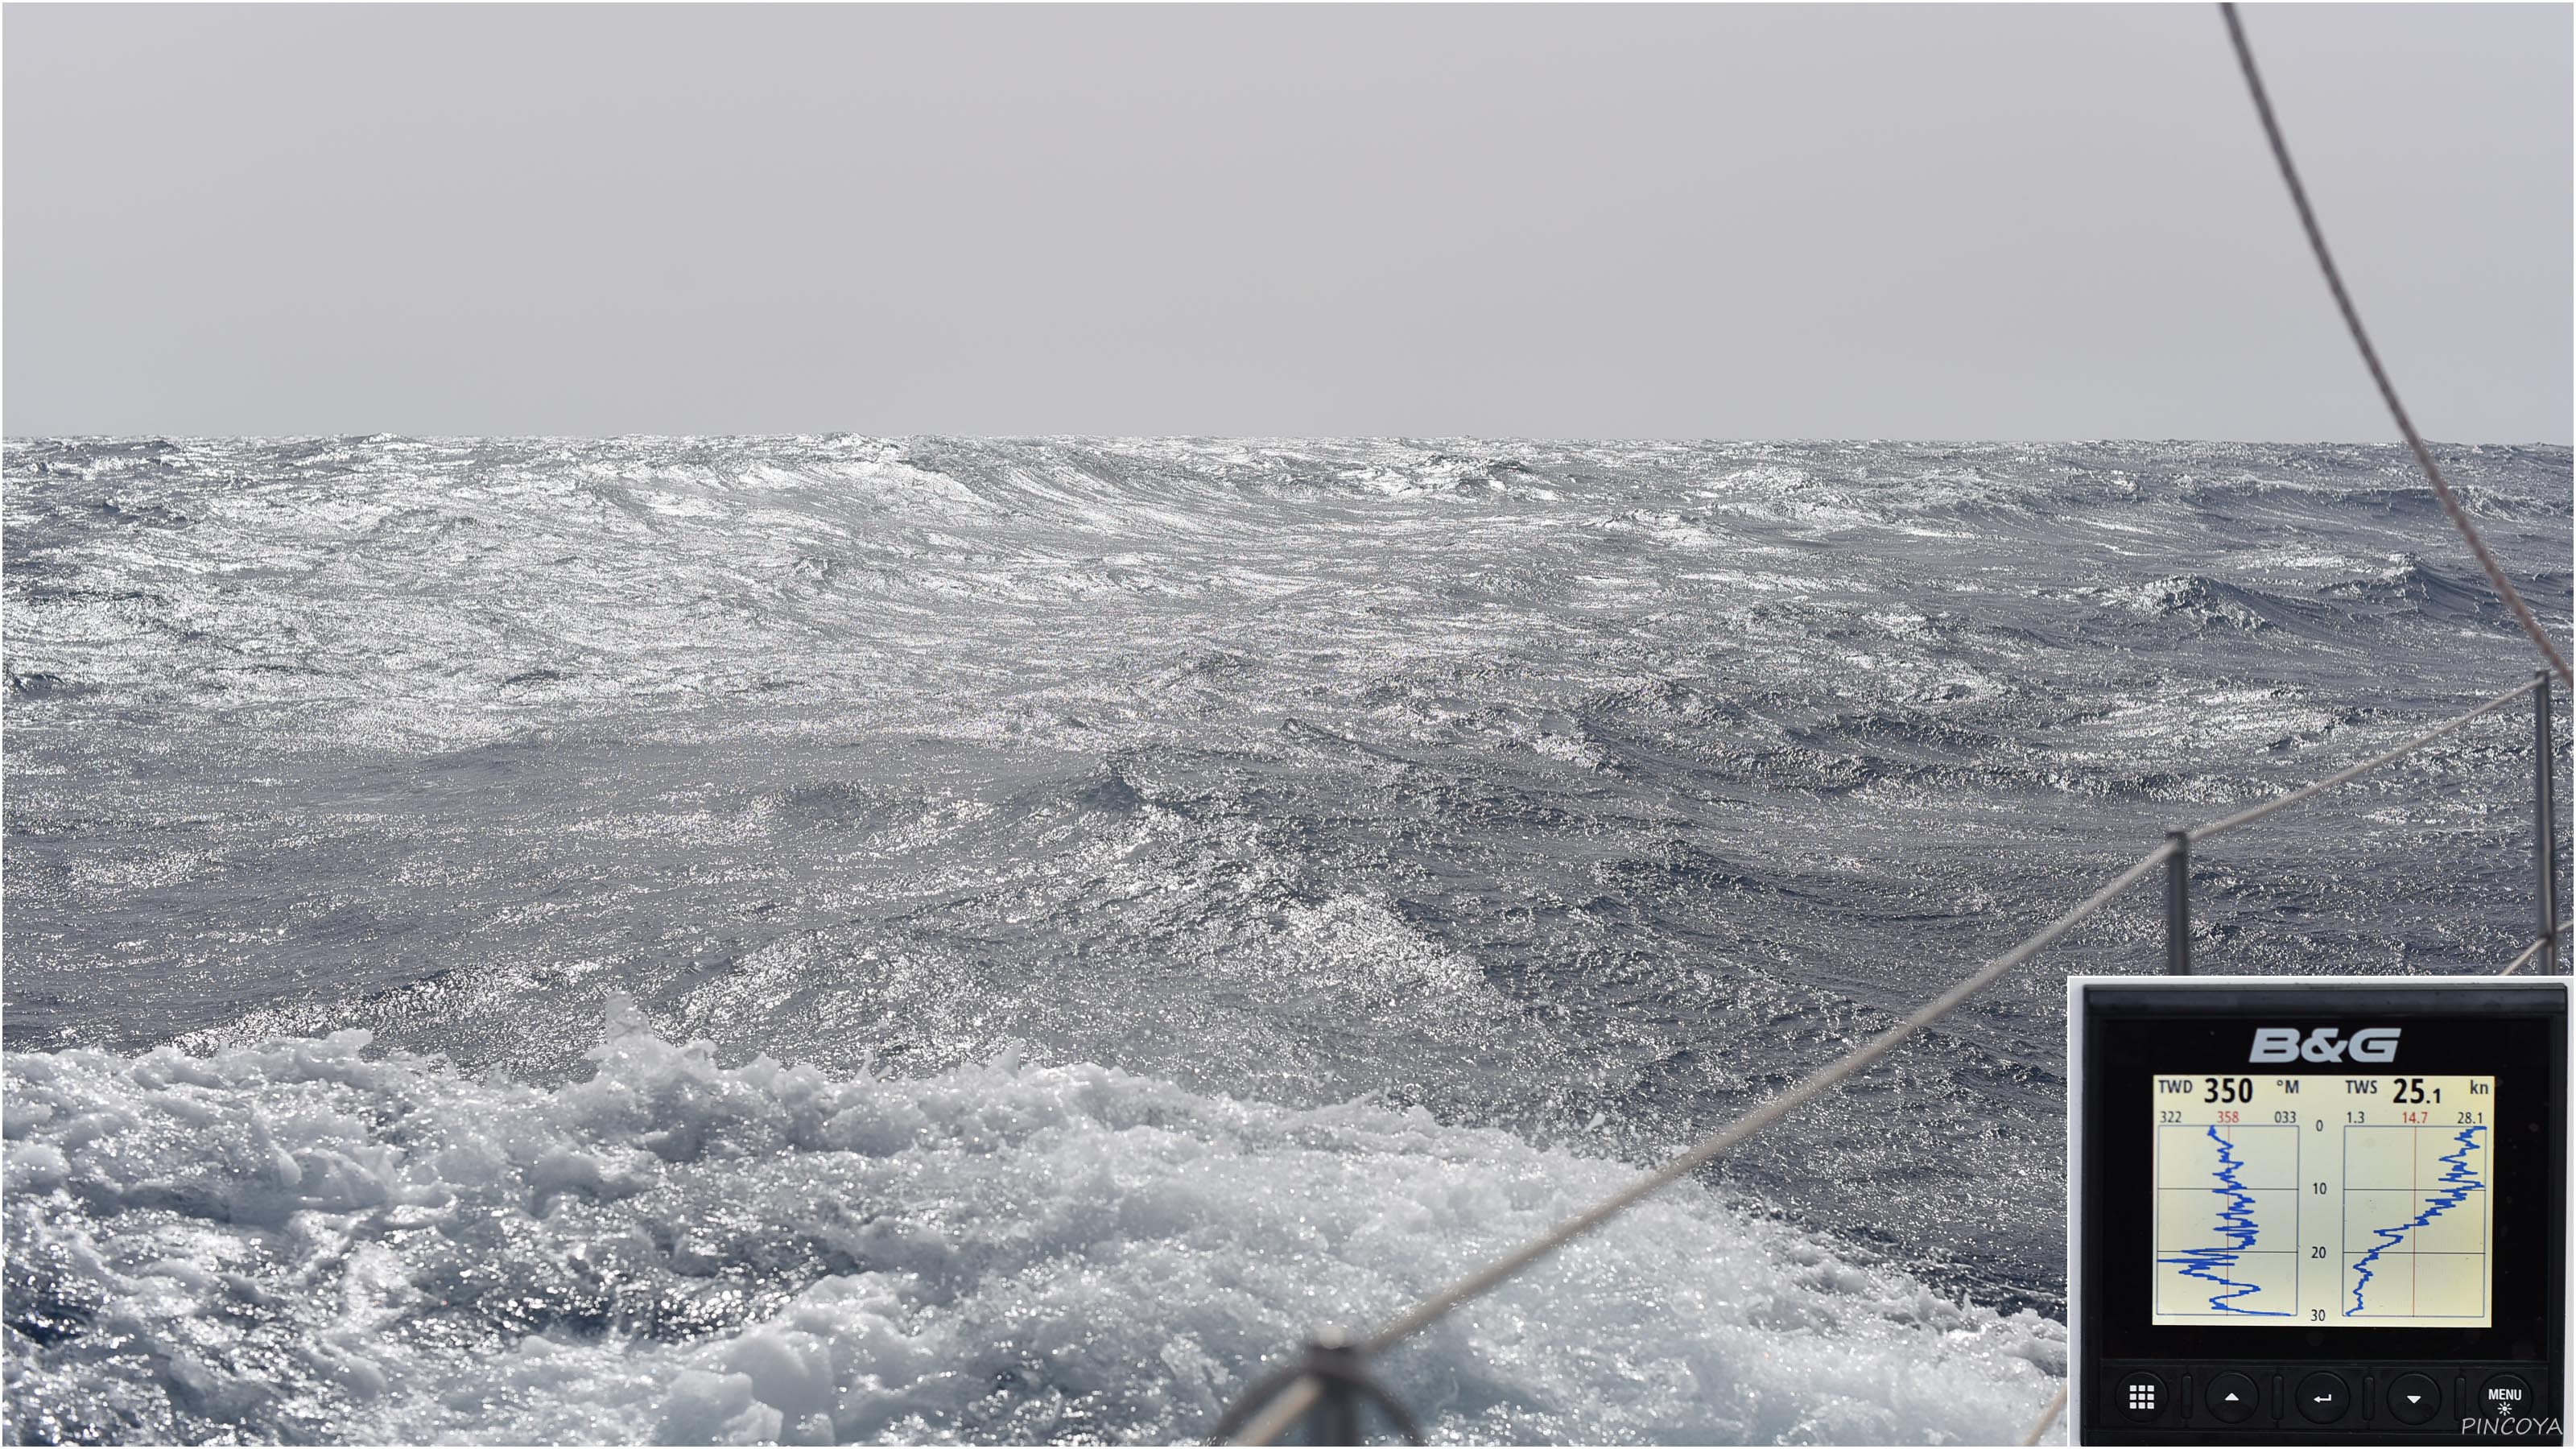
<box><xmin>1221</xmin><ymin>675</ymin><xmax>2542</xmax><ymax>1443</ymax></box>
<box><xmin>2187</xmin><ymin>679</ymin><xmax>2541</xmax><ymax>843</ymax></box>
<box><xmin>2219</xmin><ymin>3</ymin><xmax>2570</xmax><ymax>687</ymax></box>
<box><xmin>1224</xmin><ymin>842</ymin><xmax>2180</xmax><ymax>1445</ymax></box>
<box><xmin>1224</xmin><ymin>39</ymin><xmax>2576</xmax><ymax>1403</ymax></box>
<box><xmin>2019</xmin><ymin>1383</ymin><xmax>2070</xmax><ymax>1447</ymax></box>
<box><xmin>2502</xmin><ymin>923</ymin><xmax>2573</xmax><ymax>977</ymax></box>
<box><xmin>1344</xmin><ymin>674</ymin><xmax>2545</xmax><ymax>1372</ymax></box>
<box><xmin>1357</xmin><ymin>843</ymin><xmax>2176</xmax><ymax>1358</ymax></box>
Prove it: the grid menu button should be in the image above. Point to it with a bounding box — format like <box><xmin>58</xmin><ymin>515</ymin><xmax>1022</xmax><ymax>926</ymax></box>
<box><xmin>2120</xmin><ymin>1372</ymin><xmax>2167</xmax><ymax>1422</ymax></box>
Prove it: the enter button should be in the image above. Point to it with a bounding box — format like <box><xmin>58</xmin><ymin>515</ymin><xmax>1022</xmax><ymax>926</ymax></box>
<box><xmin>2297</xmin><ymin>1371</ymin><xmax>2351</xmax><ymax>1424</ymax></box>
<box><xmin>2386</xmin><ymin>1373</ymin><xmax>2440</xmax><ymax>1426</ymax></box>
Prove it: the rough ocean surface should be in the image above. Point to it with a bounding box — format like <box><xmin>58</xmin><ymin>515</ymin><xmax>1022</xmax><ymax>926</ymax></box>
<box><xmin>4</xmin><ymin>436</ymin><xmax>2569</xmax><ymax>1445</ymax></box>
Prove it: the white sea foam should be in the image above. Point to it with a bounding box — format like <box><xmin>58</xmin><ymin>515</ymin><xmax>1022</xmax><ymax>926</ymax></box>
<box><xmin>5</xmin><ymin>1003</ymin><xmax>2064</xmax><ymax>1444</ymax></box>
<box><xmin>14</xmin><ymin>436</ymin><xmax>2562</xmax><ymax>1443</ymax></box>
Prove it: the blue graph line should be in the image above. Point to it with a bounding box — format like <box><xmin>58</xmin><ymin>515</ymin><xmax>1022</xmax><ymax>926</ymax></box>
<box><xmin>2350</xmin><ymin>1124</ymin><xmax>2484</xmax><ymax>1315</ymax></box>
<box><xmin>2158</xmin><ymin>1125</ymin><xmax>2291</xmax><ymax>1315</ymax></box>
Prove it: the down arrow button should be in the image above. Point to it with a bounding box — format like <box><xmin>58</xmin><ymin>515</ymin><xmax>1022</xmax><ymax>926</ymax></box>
<box><xmin>2387</xmin><ymin>1373</ymin><xmax>2440</xmax><ymax>1426</ymax></box>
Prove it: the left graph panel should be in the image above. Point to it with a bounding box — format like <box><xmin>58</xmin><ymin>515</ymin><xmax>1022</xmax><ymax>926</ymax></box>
<box><xmin>2154</xmin><ymin>1123</ymin><xmax>2302</xmax><ymax>1320</ymax></box>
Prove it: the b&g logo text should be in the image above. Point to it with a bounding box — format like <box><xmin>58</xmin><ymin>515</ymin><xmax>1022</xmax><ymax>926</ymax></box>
<box><xmin>2248</xmin><ymin>1027</ymin><xmax>2401</xmax><ymax>1064</ymax></box>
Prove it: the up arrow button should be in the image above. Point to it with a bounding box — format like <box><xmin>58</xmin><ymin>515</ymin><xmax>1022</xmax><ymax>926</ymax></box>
<box><xmin>2205</xmin><ymin>1372</ymin><xmax>2258</xmax><ymax>1425</ymax></box>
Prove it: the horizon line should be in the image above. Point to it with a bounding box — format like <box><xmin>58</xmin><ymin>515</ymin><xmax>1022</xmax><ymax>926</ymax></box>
<box><xmin>7</xmin><ymin>433</ymin><xmax>2573</xmax><ymax>450</ymax></box>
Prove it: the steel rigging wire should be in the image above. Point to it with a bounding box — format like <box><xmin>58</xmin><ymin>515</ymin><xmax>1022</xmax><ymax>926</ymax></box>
<box><xmin>2219</xmin><ymin>2</ymin><xmax>2570</xmax><ymax>688</ymax></box>
<box><xmin>1216</xmin><ymin>9</ymin><xmax>2570</xmax><ymax>1441</ymax></box>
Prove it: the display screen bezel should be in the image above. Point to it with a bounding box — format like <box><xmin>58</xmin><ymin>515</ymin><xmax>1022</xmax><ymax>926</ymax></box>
<box><xmin>2079</xmin><ymin>985</ymin><xmax>2566</xmax><ymax>1366</ymax></box>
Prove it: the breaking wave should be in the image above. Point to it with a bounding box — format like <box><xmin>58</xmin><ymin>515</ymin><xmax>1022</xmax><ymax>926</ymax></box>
<box><xmin>5</xmin><ymin>435</ymin><xmax>2567</xmax><ymax>1443</ymax></box>
<box><xmin>5</xmin><ymin>1006</ymin><xmax>2062</xmax><ymax>1444</ymax></box>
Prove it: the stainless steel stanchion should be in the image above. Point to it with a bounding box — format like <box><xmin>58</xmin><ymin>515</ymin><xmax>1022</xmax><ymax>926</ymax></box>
<box><xmin>2538</xmin><ymin>671</ymin><xmax>2560</xmax><ymax>975</ymax></box>
<box><xmin>2165</xmin><ymin>831</ymin><xmax>2191</xmax><ymax>976</ymax></box>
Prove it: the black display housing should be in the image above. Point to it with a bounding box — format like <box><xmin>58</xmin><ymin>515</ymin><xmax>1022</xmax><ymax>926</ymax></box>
<box><xmin>2074</xmin><ymin>980</ymin><xmax>2568</xmax><ymax>1446</ymax></box>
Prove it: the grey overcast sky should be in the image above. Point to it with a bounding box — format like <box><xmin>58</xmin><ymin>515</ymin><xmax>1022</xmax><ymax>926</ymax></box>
<box><xmin>3</xmin><ymin>3</ymin><xmax>2568</xmax><ymax>440</ymax></box>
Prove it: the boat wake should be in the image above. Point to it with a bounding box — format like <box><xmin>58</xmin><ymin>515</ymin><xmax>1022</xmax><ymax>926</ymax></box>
<box><xmin>5</xmin><ymin>1002</ymin><xmax>2062</xmax><ymax>1444</ymax></box>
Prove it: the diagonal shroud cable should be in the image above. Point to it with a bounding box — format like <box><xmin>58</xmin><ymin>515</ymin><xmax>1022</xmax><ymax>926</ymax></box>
<box><xmin>2220</xmin><ymin>2</ymin><xmax>2570</xmax><ymax>687</ymax></box>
